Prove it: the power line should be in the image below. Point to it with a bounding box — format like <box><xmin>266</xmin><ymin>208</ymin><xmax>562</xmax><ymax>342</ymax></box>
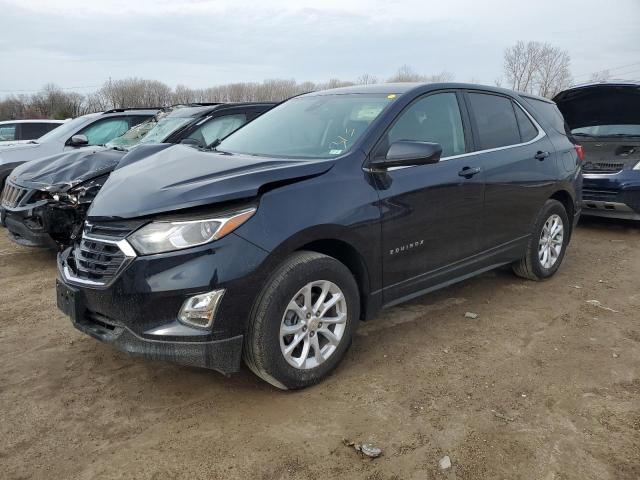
<box><xmin>573</xmin><ymin>61</ymin><xmax>640</xmax><ymax>80</ymax></box>
<box><xmin>0</xmin><ymin>84</ymin><xmax>103</xmax><ymax>94</ymax></box>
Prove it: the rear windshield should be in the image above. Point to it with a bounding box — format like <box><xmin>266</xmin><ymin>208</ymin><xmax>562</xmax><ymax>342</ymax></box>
<box><xmin>524</xmin><ymin>98</ymin><xmax>568</xmax><ymax>135</ymax></box>
<box><xmin>218</xmin><ymin>94</ymin><xmax>396</xmax><ymax>159</ymax></box>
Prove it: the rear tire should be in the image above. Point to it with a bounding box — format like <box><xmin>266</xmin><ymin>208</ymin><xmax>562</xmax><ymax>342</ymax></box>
<box><xmin>243</xmin><ymin>251</ymin><xmax>359</xmax><ymax>390</ymax></box>
<box><xmin>513</xmin><ymin>199</ymin><xmax>570</xmax><ymax>281</ymax></box>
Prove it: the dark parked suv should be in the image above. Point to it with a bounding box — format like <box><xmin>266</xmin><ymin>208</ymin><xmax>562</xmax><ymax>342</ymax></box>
<box><xmin>554</xmin><ymin>81</ymin><xmax>640</xmax><ymax>221</ymax></box>
<box><xmin>56</xmin><ymin>83</ymin><xmax>582</xmax><ymax>389</ymax></box>
<box><xmin>0</xmin><ymin>103</ymin><xmax>274</xmax><ymax>248</ymax></box>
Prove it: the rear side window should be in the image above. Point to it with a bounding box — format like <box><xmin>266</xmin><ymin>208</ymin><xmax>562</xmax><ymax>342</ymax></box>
<box><xmin>513</xmin><ymin>105</ymin><xmax>538</xmax><ymax>142</ymax></box>
<box><xmin>377</xmin><ymin>92</ymin><xmax>467</xmax><ymax>158</ymax></box>
<box><xmin>21</xmin><ymin>123</ymin><xmax>58</xmax><ymax>140</ymax></box>
<box><xmin>468</xmin><ymin>93</ymin><xmax>520</xmax><ymax>150</ymax></box>
<box><xmin>525</xmin><ymin>98</ymin><xmax>567</xmax><ymax>134</ymax></box>
<box><xmin>0</xmin><ymin>124</ymin><xmax>17</xmax><ymax>141</ymax></box>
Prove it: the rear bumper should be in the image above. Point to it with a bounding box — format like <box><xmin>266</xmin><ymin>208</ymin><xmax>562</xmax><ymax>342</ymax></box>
<box><xmin>581</xmin><ymin>172</ymin><xmax>640</xmax><ymax>220</ymax></box>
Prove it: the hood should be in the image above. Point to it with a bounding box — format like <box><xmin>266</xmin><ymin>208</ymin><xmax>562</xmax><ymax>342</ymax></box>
<box><xmin>10</xmin><ymin>147</ymin><xmax>124</xmax><ymax>191</ymax></box>
<box><xmin>553</xmin><ymin>83</ymin><xmax>640</xmax><ymax>130</ymax></box>
<box><xmin>0</xmin><ymin>142</ymin><xmax>59</xmax><ymax>165</ymax></box>
<box><xmin>89</xmin><ymin>144</ymin><xmax>335</xmax><ymax>220</ymax></box>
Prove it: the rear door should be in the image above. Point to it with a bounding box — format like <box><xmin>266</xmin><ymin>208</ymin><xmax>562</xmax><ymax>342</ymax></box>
<box><xmin>373</xmin><ymin>90</ymin><xmax>485</xmax><ymax>303</ymax></box>
<box><xmin>465</xmin><ymin>91</ymin><xmax>557</xmax><ymax>251</ymax></box>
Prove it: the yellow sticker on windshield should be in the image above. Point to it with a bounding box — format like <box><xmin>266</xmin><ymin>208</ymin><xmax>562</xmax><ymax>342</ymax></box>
<box><xmin>387</xmin><ymin>94</ymin><xmax>397</xmax><ymax>99</ymax></box>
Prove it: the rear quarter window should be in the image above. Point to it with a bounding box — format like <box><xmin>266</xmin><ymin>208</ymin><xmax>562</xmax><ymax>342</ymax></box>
<box><xmin>513</xmin><ymin>104</ymin><xmax>538</xmax><ymax>142</ymax></box>
<box><xmin>524</xmin><ymin>98</ymin><xmax>568</xmax><ymax>135</ymax></box>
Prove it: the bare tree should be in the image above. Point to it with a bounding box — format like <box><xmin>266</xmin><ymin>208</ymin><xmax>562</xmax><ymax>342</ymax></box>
<box><xmin>536</xmin><ymin>44</ymin><xmax>572</xmax><ymax>98</ymax></box>
<box><xmin>387</xmin><ymin>65</ymin><xmax>453</xmax><ymax>83</ymax></box>
<box><xmin>355</xmin><ymin>73</ymin><xmax>379</xmax><ymax>85</ymax></box>
<box><xmin>387</xmin><ymin>65</ymin><xmax>424</xmax><ymax>82</ymax></box>
<box><xmin>503</xmin><ymin>41</ymin><xmax>572</xmax><ymax>98</ymax></box>
<box><xmin>503</xmin><ymin>41</ymin><xmax>543</xmax><ymax>93</ymax></box>
<box><xmin>590</xmin><ymin>69</ymin><xmax>610</xmax><ymax>83</ymax></box>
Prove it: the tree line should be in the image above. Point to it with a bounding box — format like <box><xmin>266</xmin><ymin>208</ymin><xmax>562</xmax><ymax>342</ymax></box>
<box><xmin>0</xmin><ymin>40</ymin><xmax>578</xmax><ymax>121</ymax></box>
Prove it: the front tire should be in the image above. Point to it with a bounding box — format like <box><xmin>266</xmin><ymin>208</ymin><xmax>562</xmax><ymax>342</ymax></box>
<box><xmin>513</xmin><ymin>199</ymin><xmax>570</xmax><ymax>281</ymax></box>
<box><xmin>243</xmin><ymin>251</ymin><xmax>360</xmax><ymax>390</ymax></box>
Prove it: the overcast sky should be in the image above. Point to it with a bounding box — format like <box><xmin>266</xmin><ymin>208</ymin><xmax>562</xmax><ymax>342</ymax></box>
<box><xmin>1</xmin><ymin>0</ymin><xmax>638</xmax><ymax>96</ymax></box>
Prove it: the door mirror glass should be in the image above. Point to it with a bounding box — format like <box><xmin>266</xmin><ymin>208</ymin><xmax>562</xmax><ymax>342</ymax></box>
<box><xmin>69</xmin><ymin>134</ymin><xmax>89</xmax><ymax>146</ymax></box>
<box><xmin>371</xmin><ymin>141</ymin><xmax>442</xmax><ymax>169</ymax></box>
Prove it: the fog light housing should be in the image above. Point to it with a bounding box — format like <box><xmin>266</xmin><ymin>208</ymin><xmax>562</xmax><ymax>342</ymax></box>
<box><xmin>178</xmin><ymin>289</ymin><xmax>225</xmax><ymax>329</ymax></box>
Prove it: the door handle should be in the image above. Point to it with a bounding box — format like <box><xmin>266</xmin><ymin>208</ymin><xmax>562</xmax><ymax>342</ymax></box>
<box><xmin>535</xmin><ymin>151</ymin><xmax>550</xmax><ymax>160</ymax></box>
<box><xmin>458</xmin><ymin>166</ymin><xmax>481</xmax><ymax>178</ymax></box>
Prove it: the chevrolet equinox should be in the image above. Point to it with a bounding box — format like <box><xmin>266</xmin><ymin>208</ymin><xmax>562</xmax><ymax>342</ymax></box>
<box><xmin>56</xmin><ymin>83</ymin><xmax>582</xmax><ymax>389</ymax></box>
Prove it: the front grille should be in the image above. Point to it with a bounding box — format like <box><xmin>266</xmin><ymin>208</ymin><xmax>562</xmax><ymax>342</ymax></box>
<box><xmin>1</xmin><ymin>182</ymin><xmax>27</xmax><ymax>208</ymax></box>
<box><xmin>69</xmin><ymin>236</ymin><xmax>128</xmax><ymax>284</ymax></box>
<box><xmin>583</xmin><ymin>161</ymin><xmax>625</xmax><ymax>174</ymax></box>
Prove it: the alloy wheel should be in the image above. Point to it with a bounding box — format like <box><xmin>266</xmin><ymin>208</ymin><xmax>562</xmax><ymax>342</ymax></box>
<box><xmin>538</xmin><ymin>214</ymin><xmax>564</xmax><ymax>269</ymax></box>
<box><xmin>279</xmin><ymin>280</ymin><xmax>347</xmax><ymax>370</ymax></box>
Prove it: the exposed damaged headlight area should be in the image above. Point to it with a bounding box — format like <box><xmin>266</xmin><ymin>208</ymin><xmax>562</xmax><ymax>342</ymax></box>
<box><xmin>49</xmin><ymin>173</ymin><xmax>111</xmax><ymax>207</ymax></box>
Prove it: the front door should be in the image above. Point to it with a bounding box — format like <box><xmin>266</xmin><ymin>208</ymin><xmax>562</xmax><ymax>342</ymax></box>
<box><xmin>370</xmin><ymin>91</ymin><xmax>485</xmax><ymax>304</ymax></box>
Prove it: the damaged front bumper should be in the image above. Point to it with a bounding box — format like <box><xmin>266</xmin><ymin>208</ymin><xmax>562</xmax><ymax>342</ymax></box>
<box><xmin>55</xmin><ymin>231</ymin><xmax>270</xmax><ymax>374</ymax></box>
<box><xmin>56</xmin><ymin>276</ymin><xmax>243</xmax><ymax>373</ymax></box>
<box><xmin>1</xmin><ymin>201</ymin><xmax>80</xmax><ymax>248</ymax></box>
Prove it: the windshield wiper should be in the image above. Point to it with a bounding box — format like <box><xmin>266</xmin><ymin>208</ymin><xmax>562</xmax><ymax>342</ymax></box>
<box><xmin>205</xmin><ymin>138</ymin><xmax>222</xmax><ymax>151</ymax></box>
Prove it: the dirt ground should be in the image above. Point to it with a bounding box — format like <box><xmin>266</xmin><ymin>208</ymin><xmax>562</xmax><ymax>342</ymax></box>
<box><xmin>1</xmin><ymin>217</ymin><xmax>639</xmax><ymax>480</ymax></box>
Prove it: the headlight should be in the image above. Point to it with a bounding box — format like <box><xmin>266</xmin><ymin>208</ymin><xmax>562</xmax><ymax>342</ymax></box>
<box><xmin>634</xmin><ymin>160</ymin><xmax>640</xmax><ymax>170</ymax></box>
<box><xmin>128</xmin><ymin>207</ymin><xmax>256</xmax><ymax>255</ymax></box>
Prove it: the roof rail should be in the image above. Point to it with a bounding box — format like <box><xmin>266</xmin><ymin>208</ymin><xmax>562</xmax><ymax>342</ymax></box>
<box><xmin>102</xmin><ymin>107</ymin><xmax>164</xmax><ymax>114</ymax></box>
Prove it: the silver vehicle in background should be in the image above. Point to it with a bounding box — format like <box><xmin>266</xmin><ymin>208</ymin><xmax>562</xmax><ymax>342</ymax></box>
<box><xmin>0</xmin><ymin>108</ymin><xmax>159</xmax><ymax>190</ymax></box>
<box><xmin>0</xmin><ymin>119</ymin><xmax>66</xmax><ymax>146</ymax></box>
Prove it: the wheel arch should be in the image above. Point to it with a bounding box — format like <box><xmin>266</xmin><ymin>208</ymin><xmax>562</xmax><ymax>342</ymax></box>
<box><xmin>256</xmin><ymin>225</ymin><xmax>377</xmax><ymax>321</ymax></box>
<box><xmin>549</xmin><ymin>189</ymin><xmax>576</xmax><ymax>233</ymax></box>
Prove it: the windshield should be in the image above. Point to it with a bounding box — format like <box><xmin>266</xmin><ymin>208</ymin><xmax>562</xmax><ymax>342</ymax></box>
<box><xmin>35</xmin><ymin>116</ymin><xmax>89</xmax><ymax>143</ymax></box>
<box><xmin>106</xmin><ymin>118</ymin><xmax>157</xmax><ymax>149</ymax></box>
<box><xmin>571</xmin><ymin>124</ymin><xmax>640</xmax><ymax>137</ymax></box>
<box><xmin>218</xmin><ymin>94</ymin><xmax>396</xmax><ymax>159</ymax></box>
<box><xmin>137</xmin><ymin>116</ymin><xmax>193</xmax><ymax>145</ymax></box>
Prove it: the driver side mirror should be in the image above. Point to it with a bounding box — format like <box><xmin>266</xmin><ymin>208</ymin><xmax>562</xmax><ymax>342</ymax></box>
<box><xmin>69</xmin><ymin>134</ymin><xmax>89</xmax><ymax>147</ymax></box>
<box><xmin>369</xmin><ymin>141</ymin><xmax>442</xmax><ymax>170</ymax></box>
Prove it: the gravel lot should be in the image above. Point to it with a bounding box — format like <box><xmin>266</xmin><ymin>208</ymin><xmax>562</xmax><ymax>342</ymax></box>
<box><xmin>1</xmin><ymin>217</ymin><xmax>639</xmax><ymax>480</ymax></box>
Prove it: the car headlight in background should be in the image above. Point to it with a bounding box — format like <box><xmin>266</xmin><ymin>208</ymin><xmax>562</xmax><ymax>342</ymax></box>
<box><xmin>634</xmin><ymin>160</ymin><xmax>640</xmax><ymax>170</ymax></box>
<box><xmin>128</xmin><ymin>207</ymin><xmax>256</xmax><ymax>255</ymax></box>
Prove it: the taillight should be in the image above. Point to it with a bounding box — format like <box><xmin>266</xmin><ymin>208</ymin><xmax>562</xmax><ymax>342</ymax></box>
<box><xmin>574</xmin><ymin>144</ymin><xmax>585</xmax><ymax>162</ymax></box>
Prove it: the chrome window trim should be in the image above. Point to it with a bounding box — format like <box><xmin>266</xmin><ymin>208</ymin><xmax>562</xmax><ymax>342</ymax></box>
<box><xmin>366</xmin><ymin>97</ymin><xmax>547</xmax><ymax>172</ymax></box>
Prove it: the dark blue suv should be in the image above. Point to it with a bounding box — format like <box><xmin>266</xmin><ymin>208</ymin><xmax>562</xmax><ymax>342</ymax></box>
<box><xmin>55</xmin><ymin>83</ymin><xmax>582</xmax><ymax>389</ymax></box>
<box><xmin>554</xmin><ymin>81</ymin><xmax>640</xmax><ymax>221</ymax></box>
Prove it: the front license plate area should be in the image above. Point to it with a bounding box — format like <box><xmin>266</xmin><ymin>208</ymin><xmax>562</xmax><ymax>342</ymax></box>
<box><xmin>56</xmin><ymin>280</ymin><xmax>80</xmax><ymax>321</ymax></box>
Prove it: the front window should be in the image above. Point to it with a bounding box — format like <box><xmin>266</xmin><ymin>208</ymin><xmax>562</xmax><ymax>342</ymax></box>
<box><xmin>571</xmin><ymin>124</ymin><xmax>640</xmax><ymax>138</ymax></box>
<box><xmin>137</xmin><ymin>116</ymin><xmax>194</xmax><ymax>145</ymax></box>
<box><xmin>36</xmin><ymin>116</ymin><xmax>88</xmax><ymax>143</ymax></box>
<box><xmin>106</xmin><ymin>119</ymin><xmax>157</xmax><ymax>149</ymax></box>
<box><xmin>217</xmin><ymin>94</ymin><xmax>396</xmax><ymax>159</ymax></box>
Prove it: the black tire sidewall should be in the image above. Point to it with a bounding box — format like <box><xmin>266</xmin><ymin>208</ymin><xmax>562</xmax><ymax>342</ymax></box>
<box><xmin>250</xmin><ymin>254</ymin><xmax>359</xmax><ymax>389</ymax></box>
<box><xmin>530</xmin><ymin>200</ymin><xmax>569</xmax><ymax>279</ymax></box>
